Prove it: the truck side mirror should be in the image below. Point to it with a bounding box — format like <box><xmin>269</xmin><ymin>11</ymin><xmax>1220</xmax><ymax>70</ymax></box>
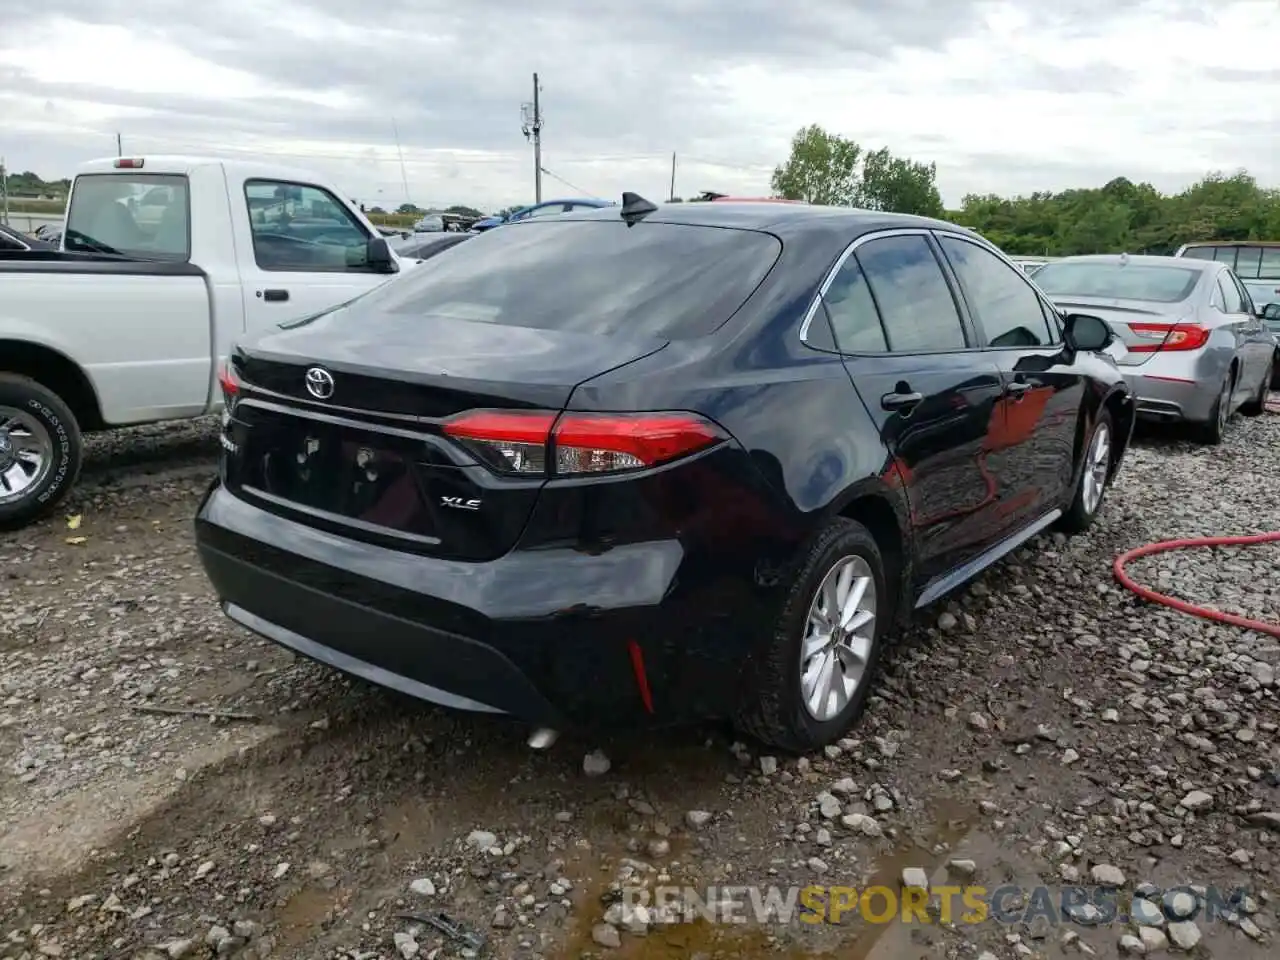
<box><xmin>366</xmin><ymin>236</ymin><xmax>398</xmax><ymax>274</ymax></box>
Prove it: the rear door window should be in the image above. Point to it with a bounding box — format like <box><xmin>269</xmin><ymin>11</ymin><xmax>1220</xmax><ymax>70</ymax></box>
<box><xmin>64</xmin><ymin>173</ymin><xmax>190</xmax><ymax>260</ymax></box>
<box><xmin>852</xmin><ymin>235</ymin><xmax>967</xmax><ymax>352</ymax></box>
<box><xmin>359</xmin><ymin>220</ymin><xmax>782</xmax><ymax>338</ymax></box>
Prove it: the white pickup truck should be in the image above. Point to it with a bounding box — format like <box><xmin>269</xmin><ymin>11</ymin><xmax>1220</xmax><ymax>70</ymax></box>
<box><xmin>0</xmin><ymin>155</ymin><xmax>421</xmax><ymax>529</ymax></box>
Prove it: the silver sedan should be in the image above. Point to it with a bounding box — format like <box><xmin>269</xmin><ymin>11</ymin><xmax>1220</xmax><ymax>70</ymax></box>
<box><xmin>1031</xmin><ymin>254</ymin><xmax>1275</xmax><ymax>444</ymax></box>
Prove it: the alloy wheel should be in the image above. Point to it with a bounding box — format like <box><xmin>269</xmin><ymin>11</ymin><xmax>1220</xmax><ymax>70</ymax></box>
<box><xmin>1081</xmin><ymin>422</ymin><xmax>1111</xmax><ymax>516</ymax></box>
<box><xmin>799</xmin><ymin>555</ymin><xmax>877</xmax><ymax>722</ymax></box>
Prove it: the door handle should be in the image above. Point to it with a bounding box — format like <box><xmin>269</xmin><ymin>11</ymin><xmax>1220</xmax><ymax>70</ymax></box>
<box><xmin>1004</xmin><ymin>380</ymin><xmax>1032</xmax><ymax>397</ymax></box>
<box><xmin>881</xmin><ymin>390</ymin><xmax>924</xmax><ymax>411</ymax></box>
<box><xmin>261</xmin><ymin>289</ymin><xmax>290</xmax><ymax>302</ymax></box>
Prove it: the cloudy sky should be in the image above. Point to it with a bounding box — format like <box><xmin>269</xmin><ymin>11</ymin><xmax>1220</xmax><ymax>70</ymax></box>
<box><xmin>1</xmin><ymin>0</ymin><xmax>1275</xmax><ymax>214</ymax></box>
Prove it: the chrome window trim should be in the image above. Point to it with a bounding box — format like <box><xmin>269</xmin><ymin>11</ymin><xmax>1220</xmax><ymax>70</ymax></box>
<box><xmin>796</xmin><ymin>227</ymin><xmax>935</xmax><ymax>343</ymax></box>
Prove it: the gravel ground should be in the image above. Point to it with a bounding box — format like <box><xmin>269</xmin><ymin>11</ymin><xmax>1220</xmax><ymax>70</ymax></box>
<box><xmin>2</xmin><ymin>406</ymin><xmax>1279</xmax><ymax>960</ymax></box>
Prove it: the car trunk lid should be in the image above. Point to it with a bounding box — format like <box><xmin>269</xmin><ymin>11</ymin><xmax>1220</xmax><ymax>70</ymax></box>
<box><xmin>222</xmin><ymin>315</ymin><xmax>669</xmax><ymax>561</ymax></box>
<box><xmin>1051</xmin><ymin>296</ymin><xmax>1196</xmax><ymax>366</ymax></box>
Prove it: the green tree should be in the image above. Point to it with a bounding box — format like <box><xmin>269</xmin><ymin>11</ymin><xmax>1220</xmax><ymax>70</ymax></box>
<box><xmin>445</xmin><ymin>204</ymin><xmax>483</xmax><ymax>218</ymax></box>
<box><xmin>396</xmin><ymin>203</ymin><xmax>423</xmax><ymax>215</ymax></box>
<box><xmin>771</xmin><ymin>125</ymin><xmax>864</xmax><ymax>206</ymax></box>
<box><xmin>859</xmin><ymin>147</ymin><xmax>945</xmax><ymax>218</ymax></box>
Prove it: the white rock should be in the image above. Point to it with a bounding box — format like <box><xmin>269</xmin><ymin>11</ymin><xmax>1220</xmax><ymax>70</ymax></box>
<box><xmin>1118</xmin><ymin>933</ymin><xmax>1146</xmax><ymax>955</ymax></box>
<box><xmin>840</xmin><ymin>813</ymin><xmax>882</xmax><ymax>837</ymax></box>
<box><xmin>409</xmin><ymin>877</ymin><xmax>435</xmax><ymax>897</ymax></box>
<box><xmin>393</xmin><ymin>931</ymin><xmax>419</xmax><ymax>958</ymax></box>
<box><xmin>759</xmin><ymin>756</ymin><xmax>777</xmax><ymax>776</ymax></box>
<box><xmin>685</xmin><ymin>810</ymin><xmax>712</xmax><ymax>829</ymax></box>
<box><xmin>591</xmin><ymin>923</ymin><xmax>622</xmax><ymax>948</ymax></box>
<box><xmin>1138</xmin><ymin>927</ymin><xmax>1168</xmax><ymax>952</ymax></box>
<box><xmin>466</xmin><ymin>830</ymin><xmax>497</xmax><ymax>851</ymax></box>
<box><xmin>1167</xmin><ymin>920</ymin><xmax>1201</xmax><ymax>951</ymax></box>
<box><xmin>583</xmin><ymin>749</ymin><xmax>611</xmax><ymax>776</ymax></box>
<box><xmin>817</xmin><ymin>792</ymin><xmax>842</xmax><ymax>819</ymax></box>
<box><xmin>1179</xmin><ymin>790</ymin><xmax>1212</xmax><ymax>812</ymax></box>
<box><xmin>901</xmin><ymin>867</ymin><xmax>929</xmax><ymax>891</ymax></box>
<box><xmin>1089</xmin><ymin>864</ymin><xmax>1126</xmax><ymax>886</ymax></box>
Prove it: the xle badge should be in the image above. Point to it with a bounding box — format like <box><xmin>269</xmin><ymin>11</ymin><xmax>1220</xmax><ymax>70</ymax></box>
<box><xmin>440</xmin><ymin>496</ymin><xmax>481</xmax><ymax>511</ymax></box>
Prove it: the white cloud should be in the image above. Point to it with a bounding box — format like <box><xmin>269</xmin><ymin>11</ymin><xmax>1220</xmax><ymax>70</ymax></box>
<box><xmin>0</xmin><ymin>0</ymin><xmax>1274</xmax><ymax>213</ymax></box>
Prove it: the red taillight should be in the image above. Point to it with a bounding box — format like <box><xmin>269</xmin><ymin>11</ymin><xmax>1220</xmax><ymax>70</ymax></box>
<box><xmin>113</xmin><ymin>157</ymin><xmax>145</xmax><ymax>169</ymax></box>
<box><xmin>442</xmin><ymin>410</ymin><xmax>725</xmax><ymax>476</ymax></box>
<box><xmin>218</xmin><ymin>361</ymin><xmax>241</xmax><ymax>401</ymax></box>
<box><xmin>1126</xmin><ymin>323</ymin><xmax>1210</xmax><ymax>353</ymax></box>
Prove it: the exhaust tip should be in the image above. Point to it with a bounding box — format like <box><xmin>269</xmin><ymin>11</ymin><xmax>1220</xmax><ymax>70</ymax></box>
<box><xmin>527</xmin><ymin>727</ymin><xmax>559</xmax><ymax>750</ymax></box>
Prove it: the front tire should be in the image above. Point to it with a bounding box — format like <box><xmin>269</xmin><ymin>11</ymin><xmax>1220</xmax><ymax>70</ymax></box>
<box><xmin>735</xmin><ymin>517</ymin><xmax>888</xmax><ymax>753</ymax></box>
<box><xmin>1060</xmin><ymin>409</ymin><xmax>1113</xmax><ymax>534</ymax></box>
<box><xmin>0</xmin><ymin>374</ymin><xmax>82</xmax><ymax>531</ymax></box>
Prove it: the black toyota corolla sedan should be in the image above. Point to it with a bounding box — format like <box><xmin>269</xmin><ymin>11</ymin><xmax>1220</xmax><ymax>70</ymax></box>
<box><xmin>197</xmin><ymin>196</ymin><xmax>1135</xmax><ymax>751</ymax></box>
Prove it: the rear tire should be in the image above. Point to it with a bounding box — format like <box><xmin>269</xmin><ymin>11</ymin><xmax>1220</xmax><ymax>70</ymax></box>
<box><xmin>735</xmin><ymin>517</ymin><xmax>889</xmax><ymax>753</ymax></box>
<box><xmin>1241</xmin><ymin>358</ymin><xmax>1273</xmax><ymax>417</ymax></box>
<box><xmin>1194</xmin><ymin>367</ymin><xmax>1234</xmax><ymax>445</ymax></box>
<box><xmin>1060</xmin><ymin>409</ymin><xmax>1113</xmax><ymax>534</ymax></box>
<box><xmin>0</xmin><ymin>374</ymin><xmax>82</xmax><ymax>531</ymax></box>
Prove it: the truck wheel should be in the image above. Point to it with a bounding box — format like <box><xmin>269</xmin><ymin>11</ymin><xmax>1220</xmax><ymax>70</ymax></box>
<box><xmin>0</xmin><ymin>374</ymin><xmax>82</xmax><ymax>531</ymax></box>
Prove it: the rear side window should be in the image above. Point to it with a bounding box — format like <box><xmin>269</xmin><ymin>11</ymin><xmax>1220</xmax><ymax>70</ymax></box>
<box><xmin>822</xmin><ymin>258</ymin><xmax>888</xmax><ymax>353</ymax></box>
<box><xmin>1217</xmin><ymin>274</ymin><xmax>1244</xmax><ymax>313</ymax></box>
<box><xmin>362</xmin><ymin>220</ymin><xmax>782</xmax><ymax>338</ymax></box>
<box><xmin>1260</xmin><ymin>247</ymin><xmax>1280</xmax><ymax>279</ymax></box>
<box><xmin>853</xmin><ymin>235</ymin><xmax>967</xmax><ymax>352</ymax></box>
<box><xmin>64</xmin><ymin>173</ymin><xmax>190</xmax><ymax>260</ymax></box>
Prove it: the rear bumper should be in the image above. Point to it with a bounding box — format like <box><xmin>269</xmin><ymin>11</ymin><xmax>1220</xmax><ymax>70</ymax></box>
<box><xmin>194</xmin><ymin>483</ymin><xmax>768</xmax><ymax>728</ymax></box>
<box><xmin>1122</xmin><ymin>357</ymin><xmax>1223</xmax><ymax>424</ymax></box>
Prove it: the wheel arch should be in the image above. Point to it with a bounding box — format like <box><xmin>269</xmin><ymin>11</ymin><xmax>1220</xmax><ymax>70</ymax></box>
<box><xmin>0</xmin><ymin>340</ymin><xmax>104</xmax><ymax>431</ymax></box>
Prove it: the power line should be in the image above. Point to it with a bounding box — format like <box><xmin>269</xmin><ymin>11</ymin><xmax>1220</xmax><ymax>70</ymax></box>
<box><xmin>538</xmin><ymin>166</ymin><xmax>600</xmax><ymax>199</ymax></box>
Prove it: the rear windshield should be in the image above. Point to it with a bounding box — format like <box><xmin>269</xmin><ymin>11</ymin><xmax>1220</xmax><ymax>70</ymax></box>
<box><xmin>1180</xmin><ymin>244</ymin><xmax>1280</xmax><ymax>279</ymax></box>
<box><xmin>1032</xmin><ymin>262</ymin><xmax>1200</xmax><ymax>303</ymax></box>
<box><xmin>64</xmin><ymin>173</ymin><xmax>190</xmax><ymax>260</ymax></box>
<box><xmin>355</xmin><ymin>219</ymin><xmax>782</xmax><ymax>338</ymax></box>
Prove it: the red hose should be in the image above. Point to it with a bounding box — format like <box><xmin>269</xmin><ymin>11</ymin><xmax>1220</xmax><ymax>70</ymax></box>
<box><xmin>1114</xmin><ymin>533</ymin><xmax>1280</xmax><ymax>639</ymax></box>
<box><xmin>1112</xmin><ymin>393</ymin><xmax>1280</xmax><ymax>638</ymax></box>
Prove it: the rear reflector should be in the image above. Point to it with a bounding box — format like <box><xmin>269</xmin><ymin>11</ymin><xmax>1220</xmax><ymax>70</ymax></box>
<box><xmin>1126</xmin><ymin>322</ymin><xmax>1210</xmax><ymax>353</ymax></box>
<box><xmin>113</xmin><ymin>157</ymin><xmax>145</xmax><ymax>169</ymax></box>
<box><xmin>442</xmin><ymin>410</ymin><xmax>725</xmax><ymax>476</ymax></box>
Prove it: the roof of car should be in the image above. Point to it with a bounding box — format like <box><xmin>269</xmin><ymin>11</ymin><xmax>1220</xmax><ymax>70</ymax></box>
<box><xmin>555</xmin><ymin>200</ymin><xmax>972</xmax><ymax>240</ymax></box>
<box><xmin>1049</xmin><ymin>253</ymin><xmax>1219</xmax><ymax>272</ymax></box>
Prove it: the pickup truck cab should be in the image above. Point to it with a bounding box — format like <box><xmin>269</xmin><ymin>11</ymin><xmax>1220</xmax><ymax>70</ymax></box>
<box><xmin>0</xmin><ymin>155</ymin><xmax>415</xmax><ymax>529</ymax></box>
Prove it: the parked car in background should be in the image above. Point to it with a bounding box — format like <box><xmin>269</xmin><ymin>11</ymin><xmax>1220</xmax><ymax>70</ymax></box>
<box><xmin>1175</xmin><ymin>241</ymin><xmax>1280</xmax><ymax>312</ymax></box>
<box><xmin>0</xmin><ymin>223</ymin><xmax>54</xmax><ymax>251</ymax></box>
<box><xmin>390</xmin><ymin>231</ymin><xmax>471</xmax><ymax>260</ymax></box>
<box><xmin>1031</xmin><ymin>254</ymin><xmax>1274</xmax><ymax>442</ymax></box>
<box><xmin>413</xmin><ymin>214</ymin><xmax>445</xmax><ymax>233</ymax></box>
<box><xmin>197</xmin><ymin>198</ymin><xmax>1135</xmax><ymax>752</ymax></box>
<box><xmin>471</xmin><ymin>198</ymin><xmax>613</xmax><ymax>232</ymax></box>
<box><xmin>0</xmin><ymin>155</ymin><xmax>419</xmax><ymax>529</ymax></box>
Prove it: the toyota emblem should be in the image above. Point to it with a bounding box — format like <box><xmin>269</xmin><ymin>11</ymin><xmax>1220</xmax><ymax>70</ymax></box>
<box><xmin>304</xmin><ymin>367</ymin><xmax>335</xmax><ymax>400</ymax></box>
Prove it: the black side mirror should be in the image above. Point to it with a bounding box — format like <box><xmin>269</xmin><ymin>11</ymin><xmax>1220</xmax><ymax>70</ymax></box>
<box><xmin>1064</xmin><ymin>313</ymin><xmax>1113</xmax><ymax>352</ymax></box>
<box><xmin>1261</xmin><ymin>303</ymin><xmax>1280</xmax><ymax>322</ymax></box>
<box><xmin>366</xmin><ymin>236</ymin><xmax>398</xmax><ymax>274</ymax></box>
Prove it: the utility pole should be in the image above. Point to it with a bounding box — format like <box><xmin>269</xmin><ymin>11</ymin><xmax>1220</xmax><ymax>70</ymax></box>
<box><xmin>0</xmin><ymin>157</ymin><xmax>8</xmax><ymax>226</ymax></box>
<box><xmin>521</xmin><ymin>74</ymin><xmax>543</xmax><ymax>203</ymax></box>
<box><xmin>116</xmin><ymin>132</ymin><xmax>122</xmax><ymax>157</ymax></box>
<box><xmin>390</xmin><ymin>118</ymin><xmax>412</xmax><ymax>207</ymax></box>
<box><xmin>669</xmin><ymin>152</ymin><xmax>676</xmax><ymax>201</ymax></box>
